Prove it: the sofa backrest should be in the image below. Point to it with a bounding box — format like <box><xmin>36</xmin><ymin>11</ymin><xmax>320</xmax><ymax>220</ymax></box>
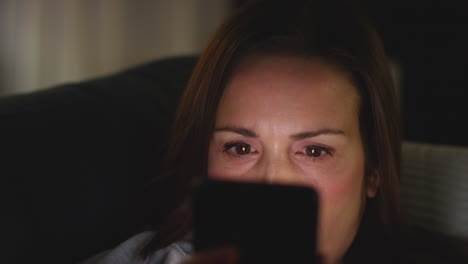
<box><xmin>0</xmin><ymin>56</ymin><xmax>198</xmax><ymax>264</ymax></box>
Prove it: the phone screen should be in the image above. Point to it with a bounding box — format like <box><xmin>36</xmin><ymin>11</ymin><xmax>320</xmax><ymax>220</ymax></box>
<box><xmin>192</xmin><ymin>179</ymin><xmax>318</xmax><ymax>264</ymax></box>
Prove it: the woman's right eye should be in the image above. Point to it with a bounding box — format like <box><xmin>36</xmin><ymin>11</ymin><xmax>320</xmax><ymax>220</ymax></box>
<box><xmin>223</xmin><ymin>142</ymin><xmax>258</xmax><ymax>156</ymax></box>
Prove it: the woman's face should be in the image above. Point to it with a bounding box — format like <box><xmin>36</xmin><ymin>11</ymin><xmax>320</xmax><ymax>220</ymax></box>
<box><xmin>207</xmin><ymin>55</ymin><xmax>379</xmax><ymax>263</ymax></box>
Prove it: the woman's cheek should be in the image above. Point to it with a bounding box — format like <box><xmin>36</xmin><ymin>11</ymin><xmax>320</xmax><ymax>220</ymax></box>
<box><xmin>321</xmin><ymin>173</ymin><xmax>358</xmax><ymax>205</ymax></box>
<box><xmin>295</xmin><ymin>159</ymin><xmax>343</xmax><ymax>190</ymax></box>
<box><xmin>208</xmin><ymin>154</ymin><xmax>257</xmax><ymax>181</ymax></box>
<box><xmin>320</xmin><ymin>161</ymin><xmax>366</xmax><ymax>209</ymax></box>
<box><xmin>297</xmin><ymin>161</ymin><xmax>364</xmax><ymax>225</ymax></box>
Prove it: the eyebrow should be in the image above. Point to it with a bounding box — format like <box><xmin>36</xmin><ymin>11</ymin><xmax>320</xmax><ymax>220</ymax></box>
<box><xmin>214</xmin><ymin>126</ymin><xmax>345</xmax><ymax>139</ymax></box>
<box><xmin>215</xmin><ymin>126</ymin><xmax>258</xmax><ymax>137</ymax></box>
<box><xmin>290</xmin><ymin>129</ymin><xmax>345</xmax><ymax>140</ymax></box>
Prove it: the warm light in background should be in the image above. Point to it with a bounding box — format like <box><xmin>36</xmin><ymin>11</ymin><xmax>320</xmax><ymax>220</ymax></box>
<box><xmin>0</xmin><ymin>0</ymin><xmax>232</xmax><ymax>95</ymax></box>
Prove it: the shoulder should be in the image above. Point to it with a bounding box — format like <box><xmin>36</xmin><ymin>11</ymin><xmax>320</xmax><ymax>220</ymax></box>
<box><xmin>80</xmin><ymin>231</ymin><xmax>193</xmax><ymax>264</ymax></box>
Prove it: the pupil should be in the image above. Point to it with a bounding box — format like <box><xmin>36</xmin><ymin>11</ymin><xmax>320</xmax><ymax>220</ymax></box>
<box><xmin>236</xmin><ymin>144</ymin><xmax>250</xmax><ymax>155</ymax></box>
<box><xmin>307</xmin><ymin>147</ymin><xmax>321</xmax><ymax>157</ymax></box>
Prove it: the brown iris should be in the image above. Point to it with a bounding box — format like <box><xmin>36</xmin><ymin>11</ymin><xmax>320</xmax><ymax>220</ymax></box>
<box><xmin>235</xmin><ymin>144</ymin><xmax>252</xmax><ymax>155</ymax></box>
<box><xmin>306</xmin><ymin>146</ymin><xmax>323</xmax><ymax>157</ymax></box>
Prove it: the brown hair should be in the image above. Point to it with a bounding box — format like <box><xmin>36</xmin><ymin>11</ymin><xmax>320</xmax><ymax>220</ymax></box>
<box><xmin>142</xmin><ymin>0</ymin><xmax>403</xmax><ymax>258</ymax></box>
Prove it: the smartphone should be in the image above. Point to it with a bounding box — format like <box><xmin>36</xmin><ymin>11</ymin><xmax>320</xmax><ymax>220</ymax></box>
<box><xmin>192</xmin><ymin>179</ymin><xmax>318</xmax><ymax>264</ymax></box>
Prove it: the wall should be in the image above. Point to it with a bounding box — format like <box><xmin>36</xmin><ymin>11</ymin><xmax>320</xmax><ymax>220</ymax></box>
<box><xmin>0</xmin><ymin>0</ymin><xmax>232</xmax><ymax>95</ymax></box>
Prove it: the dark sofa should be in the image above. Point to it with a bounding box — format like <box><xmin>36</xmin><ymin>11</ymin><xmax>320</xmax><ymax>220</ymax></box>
<box><xmin>1</xmin><ymin>56</ymin><xmax>198</xmax><ymax>264</ymax></box>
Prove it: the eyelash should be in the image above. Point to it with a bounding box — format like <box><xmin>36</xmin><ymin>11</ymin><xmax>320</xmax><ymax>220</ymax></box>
<box><xmin>297</xmin><ymin>145</ymin><xmax>334</xmax><ymax>161</ymax></box>
<box><xmin>223</xmin><ymin>142</ymin><xmax>258</xmax><ymax>158</ymax></box>
<box><xmin>222</xmin><ymin>142</ymin><xmax>334</xmax><ymax>161</ymax></box>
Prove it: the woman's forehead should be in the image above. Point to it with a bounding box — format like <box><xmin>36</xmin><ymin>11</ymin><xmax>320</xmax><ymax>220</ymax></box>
<box><xmin>216</xmin><ymin>55</ymin><xmax>361</xmax><ymax>134</ymax></box>
<box><xmin>225</xmin><ymin>55</ymin><xmax>358</xmax><ymax>98</ymax></box>
<box><xmin>221</xmin><ymin>55</ymin><xmax>359</xmax><ymax>110</ymax></box>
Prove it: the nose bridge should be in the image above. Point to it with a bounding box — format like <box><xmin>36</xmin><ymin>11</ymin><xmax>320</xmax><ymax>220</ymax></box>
<box><xmin>259</xmin><ymin>148</ymin><xmax>295</xmax><ymax>184</ymax></box>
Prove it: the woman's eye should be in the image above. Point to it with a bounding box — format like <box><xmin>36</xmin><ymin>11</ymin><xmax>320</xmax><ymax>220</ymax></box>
<box><xmin>301</xmin><ymin>145</ymin><xmax>333</xmax><ymax>159</ymax></box>
<box><xmin>223</xmin><ymin>142</ymin><xmax>257</xmax><ymax>156</ymax></box>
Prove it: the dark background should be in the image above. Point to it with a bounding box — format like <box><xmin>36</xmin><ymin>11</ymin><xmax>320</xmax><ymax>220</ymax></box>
<box><xmin>367</xmin><ymin>0</ymin><xmax>468</xmax><ymax>146</ymax></box>
<box><xmin>236</xmin><ymin>0</ymin><xmax>468</xmax><ymax>147</ymax></box>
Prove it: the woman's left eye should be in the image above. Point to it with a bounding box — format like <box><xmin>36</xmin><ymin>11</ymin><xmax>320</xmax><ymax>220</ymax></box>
<box><xmin>298</xmin><ymin>145</ymin><xmax>333</xmax><ymax>160</ymax></box>
<box><xmin>223</xmin><ymin>142</ymin><xmax>258</xmax><ymax>156</ymax></box>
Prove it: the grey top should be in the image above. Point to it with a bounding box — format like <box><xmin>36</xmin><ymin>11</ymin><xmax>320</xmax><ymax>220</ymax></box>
<box><xmin>80</xmin><ymin>232</ymin><xmax>193</xmax><ymax>264</ymax></box>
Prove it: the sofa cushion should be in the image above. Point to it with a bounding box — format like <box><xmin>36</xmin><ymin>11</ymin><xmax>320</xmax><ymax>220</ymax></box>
<box><xmin>401</xmin><ymin>141</ymin><xmax>468</xmax><ymax>239</ymax></box>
